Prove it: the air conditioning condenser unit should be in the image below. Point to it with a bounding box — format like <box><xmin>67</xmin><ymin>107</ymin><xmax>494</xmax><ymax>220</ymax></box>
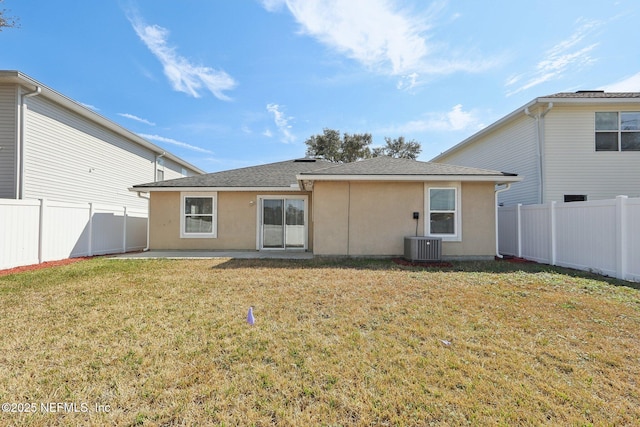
<box><xmin>404</xmin><ymin>236</ymin><xmax>442</xmax><ymax>262</ymax></box>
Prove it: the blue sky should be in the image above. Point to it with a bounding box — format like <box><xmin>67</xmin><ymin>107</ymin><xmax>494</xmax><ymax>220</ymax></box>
<box><xmin>2</xmin><ymin>0</ymin><xmax>639</xmax><ymax>172</ymax></box>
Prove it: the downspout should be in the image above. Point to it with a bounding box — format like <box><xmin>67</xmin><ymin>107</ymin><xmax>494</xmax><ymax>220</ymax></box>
<box><xmin>17</xmin><ymin>86</ymin><xmax>42</xmax><ymax>199</ymax></box>
<box><xmin>136</xmin><ymin>191</ymin><xmax>151</xmax><ymax>251</ymax></box>
<box><xmin>524</xmin><ymin>102</ymin><xmax>553</xmax><ymax>204</ymax></box>
<box><xmin>494</xmin><ymin>183</ymin><xmax>512</xmax><ymax>258</ymax></box>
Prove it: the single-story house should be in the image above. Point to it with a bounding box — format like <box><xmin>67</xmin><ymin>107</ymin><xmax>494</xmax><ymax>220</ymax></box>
<box><xmin>131</xmin><ymin>156</ymin><xmax>521</xmax><ymax>259</ymax></box>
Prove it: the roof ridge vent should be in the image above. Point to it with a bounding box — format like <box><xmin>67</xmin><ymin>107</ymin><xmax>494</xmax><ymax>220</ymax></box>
<box><xmin>294</xmin><ymin>158</ymin><xmax>317</xmax><ymax>162</ymax></box>
<box><xmin>575</xmin><ymin>90</ymin><xmax>604</xmax><ymax>93</ymax></box>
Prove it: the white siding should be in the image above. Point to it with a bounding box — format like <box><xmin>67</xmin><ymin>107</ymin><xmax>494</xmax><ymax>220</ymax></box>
<box><xmin>22</xmin><ymin>95</ymin><xmax>158</xmax><ymax>210</ymax></box>
<box><xmin>544</xmin><ymin>104</ymin><xmax>640</xmax><ymax>202</ymax></box>
<box><xmin>158</xmin><ymin>157</ymin><xmax>187</xmax><ymax>181</ymax></box>
<box><xmin>0</xmin><ymin>84</ymin><xmax>17</xmax><ymax>198</ymax></box>
<box><xmin>435</xmin><ymin>114</ymin><xmax>539</xmax><ymax>206</ymax></box>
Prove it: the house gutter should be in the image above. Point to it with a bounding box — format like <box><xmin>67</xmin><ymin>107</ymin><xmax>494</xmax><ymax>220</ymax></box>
<box><xmin>524</xmin><ymin>102</ymin><xmax>553</xmax><ymax>204</ymax></box>
<box><xmin>494</xmin><ymin>183</ymin><xmax>512</xmax><ymax>258</ymax></box>
<box><xmin>16</xmin><ymin>85</ymin><xmax>42</xmax><ymax>199</ymax></box>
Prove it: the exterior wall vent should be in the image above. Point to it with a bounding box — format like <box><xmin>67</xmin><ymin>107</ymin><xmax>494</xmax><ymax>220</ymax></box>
<box><xmin>404</xmin><ymin>236</ymin><xmax>442</xmax><ymax>262</ymax></box>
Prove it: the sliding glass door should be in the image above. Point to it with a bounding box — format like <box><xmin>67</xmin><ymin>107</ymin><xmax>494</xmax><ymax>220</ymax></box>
<box><xmin>260</xmin><ymin>197</ymin><xmax>306</xmax><ymax>249</ymax></box>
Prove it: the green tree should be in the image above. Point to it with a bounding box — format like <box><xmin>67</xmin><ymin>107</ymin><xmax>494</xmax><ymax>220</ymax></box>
<box><xmin>372</xmin><ymin>136</ymin><xmax>422</xmax><ymax>159</ymax></box>
<box><xmin>0</xmin><ymin>1</ymin><xmax>19</xmax><ymax>31</ymax></box>
<box><xmin>304</xmin><ymin>128</ymin><xmax>372</xmax><ymax>163</ymax></box>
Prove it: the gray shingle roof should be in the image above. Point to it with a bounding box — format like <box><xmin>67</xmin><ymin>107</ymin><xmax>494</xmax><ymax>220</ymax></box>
<box><xmin>543</xmin><ymin>91</ymin><xmax>640</xmax><ymax>99</ymax></box>
<box><xmin>133</xmin><ymin>157</ymin><xmax>517</xmax><ymax>190</ymax></box>
<box><xmin>133</xmin><ymin>159</ymin><xmax>332</xmax><ymax>188</ymax></box>
<box><xmin>300</xmin><ymin>156</ymin><xmax>516</xmax><ymax>177</ymax></box>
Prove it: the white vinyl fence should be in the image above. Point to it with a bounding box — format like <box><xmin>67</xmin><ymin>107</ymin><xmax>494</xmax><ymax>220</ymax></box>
<box><xmin>0</xmin><ymin>198</ymin><xmax>147</xmax><ymax>270</ymax></box>
<box><xmin>498</xmin><ymin>195</ymin><xmax>640</xmax><ymax>282</ymax></box>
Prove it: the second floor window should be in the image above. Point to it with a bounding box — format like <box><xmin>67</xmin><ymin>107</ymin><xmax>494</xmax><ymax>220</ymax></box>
<box><xmin>595</xmin><ymin>112</ymin><xmax>640</xmax><ymax>151</ymax></box>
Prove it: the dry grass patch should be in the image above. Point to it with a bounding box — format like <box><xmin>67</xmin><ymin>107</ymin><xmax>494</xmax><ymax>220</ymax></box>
<box><xmin>0</xmin><ymin>258</ymin><xmax>639</xmax><ymax>426</ymax></box>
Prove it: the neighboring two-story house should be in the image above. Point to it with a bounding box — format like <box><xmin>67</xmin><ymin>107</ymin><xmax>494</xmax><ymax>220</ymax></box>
<box><xmin>432</xmin><ymin>91</ymin><xmax>640</xmax><ymax>206</ymax></box>
<box><xmin>0</xmin><ymin>70</ymin><xmax>204</xmax><ymax>211</ymax></box>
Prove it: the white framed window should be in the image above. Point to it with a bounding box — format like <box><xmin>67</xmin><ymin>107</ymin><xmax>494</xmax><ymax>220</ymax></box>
<box><xmin>426</xmin><ymin>184</ymin><xmax>461</xmax><ymax>241</ymax></box>
<box><xmin>595</xmin><ymin>111</ymin><xmax>640</xmax><ymax>151</ymax></box>
<box><xmin>180</xmin><ymin>192</ymin><xmax>217</xmax><ymax>238</ymax></box>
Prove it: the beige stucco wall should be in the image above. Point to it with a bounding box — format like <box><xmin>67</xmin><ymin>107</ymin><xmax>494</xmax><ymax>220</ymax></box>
<box><xmin>148</xmin><ymin>191</ymin><xmax>313</xmax><ymax>250</ymax></box>
<box><xmin>443</xmin><ymin>181</ymin><xmax>496</xmax><ymax>258</ymax></box>
<box><xmin>312</xmin><ymin>180</ymin><xmax>496</xmax><ymax>258</ymax></box>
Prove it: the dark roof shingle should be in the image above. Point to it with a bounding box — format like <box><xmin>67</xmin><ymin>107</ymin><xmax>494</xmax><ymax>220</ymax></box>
<box><xmin>543</xmin><ymin>91</ymin><xmax>640</xmax><ymax>99</ymax></box>
<box><xmin>133</xmin><ymin>157</ymin><xmax>517</xmax><ymax>190</ymax></box>
<box><xmin>301</xmin><ymin>156</ymin><xmax>516</xmax><ymax>176</ymax></box>
<box><xmin>133</xmin><ymin>159</ymin><xmax>331</xmax><ymax>188</ymax></box>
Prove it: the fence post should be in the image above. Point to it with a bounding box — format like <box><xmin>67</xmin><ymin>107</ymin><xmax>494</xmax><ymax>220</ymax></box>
<box><xmin>38</xmin><ymin>198</ymin><xmax>46</xmax><ymax>264</ymax></box>
<box><xmin>88</xmin><ymin>203</ymin><xmax>94</xmax><ymax>257</ymax></box>
<box><xmin>122</xmin><ymin>206</ymin><xmax>128</xmax><ymax>253</ymax></box>
<box><xmin>516</xmin><ymin>204</ymin><xmax>522</xmax><ymax>258</ymax></box>
<box><xmin>616</xmin><ymin>195</ymin><xmax>628</xmax><ymax>280</ymax></box>
<box><xmin>549</xmin><ymin>201</ymin><xmax>557</xmax><ymax>266</ymax></box>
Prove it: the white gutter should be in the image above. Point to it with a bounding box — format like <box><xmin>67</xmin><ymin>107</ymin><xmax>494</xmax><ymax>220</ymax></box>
<box><xmin>524</xmin><ymin>102</ymin><xmax>553</xmax><ymax>204</ymax></box>
<box><xmin>128</xmin><ymin>186</ymin><xmax>308</xmax><ymax>193</ymax></box>
<box><xmin>296</xmin><ymin>174</ymin><xmax>522</xmax><ymax>183</ymax></box>
<box><xmin>16</xmin><ymin>85</ymin><xmax>42</xmax><ymax>199</ymax></box>
<box><xmin>494</xmin><ymin>183</ymin><xmax>512</xmax><ymax>258</ymax></box>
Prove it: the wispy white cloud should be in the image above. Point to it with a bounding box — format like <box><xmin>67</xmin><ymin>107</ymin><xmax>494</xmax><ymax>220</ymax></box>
<box><xmin>129</xmin><ymin>14</ymin><xmax>237</xmax><ymax>100</ymax></box>
<box><xmin>266</xmin><ymin>103</ymin><xmax>296</xmax><ymax>143</ymax></box>
<box><xmin>260</xmin><ymin>0</ymin><xmax>498</xmax><ymax>88</ymax></box>
<box><xmin>381</xmin><ymin>104</ymin><xmax>483</xmax><ymax>134</ymax></box>
<box><xmin>80</xmin><ymin>102</ymin><xmax>99</xmax><ymax>111</ymax></box>
<box><xmin>118</xmin><ymin>113</ymin><xmax>156</xmax><ymax>126</ymax></box>
<box><xmin>506</xmin><ymin>19</ymin><xmax>600</xmax><ymax>96</ymax></box>
<box><xmin>139</xmin><ymin>133</ymin><xmax>214</xmax><ymax>154</ymax></box>
<box><xmin>600</xmin><ymin>71</ymin><xmax>640</xmax><ymax>92</ymax></box>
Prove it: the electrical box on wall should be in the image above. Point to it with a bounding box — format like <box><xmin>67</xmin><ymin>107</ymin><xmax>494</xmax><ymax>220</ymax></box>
<box><xmin>413</xmin><ymin>212</ymin><xmax>419</xmax><ymax>219</ymax></box>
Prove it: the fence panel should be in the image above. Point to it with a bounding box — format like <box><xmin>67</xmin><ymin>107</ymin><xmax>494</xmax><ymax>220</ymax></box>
<box><xmin>520</xmin><ymin>204</ymin><xmax>551</xmax><ymax>264</ymax></box>
<box><xmin>126</xmin><ymin>210</ymin><xmax>148</xmax><ymax>252</ymax></box>
<box><xmin>499</xmin><ymin>196</ymin><xmax>639</xmax><ymax>282</ymax></box>
<box><xmin>627</xmin><ymin>198</ymin><xmax>640</xmax><ymax>282</ymax></box>
<box><xmin>498</xmin><ymin>205</ymin><xmax>519</xmax><ymax>257</ymax></box>
<box><xmin>43</xmin><ymin>200</ymin><xmax>92</xmax><ymax>260</ymax></box>
<box><xmin>554</xmin><ymin>200</ymin><xmax>617</xmax><ymax>277</ymax></box>
<box><xmin>0</xmin><ymin>200</ymin><xmax>41</xmax><ymax>269</ymax></box>
<box><xmin>92</xmin><ymin>205</ymin><xmax>126</xmax><ymax>256</ymax></box>
<box><xmin>0</xmin><ymin>199</ymin><xmax>147</xmax><ymax>270</ymax></box>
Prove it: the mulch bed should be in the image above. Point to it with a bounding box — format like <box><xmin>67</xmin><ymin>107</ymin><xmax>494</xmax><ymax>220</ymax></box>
<box><xmin>392</xmin><ymin>258</ymin><xmax>453</xmax><ymax>268</ymax></box>
<box><xmin>0</xmin><ymin>257</ymin><xmax>93</xmax><ymax>277</ymax></box>
<box><xmin>497</xmin><ymin>255</ymin><xmax>537</xmax><ymax>264</ymax></box>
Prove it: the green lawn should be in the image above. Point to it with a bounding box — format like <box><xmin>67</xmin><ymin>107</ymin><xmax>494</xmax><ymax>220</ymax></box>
<box><xmin>0</xmin><ymin>258</ymin><xmax>639</xmax><ymax>426</ymax></box>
